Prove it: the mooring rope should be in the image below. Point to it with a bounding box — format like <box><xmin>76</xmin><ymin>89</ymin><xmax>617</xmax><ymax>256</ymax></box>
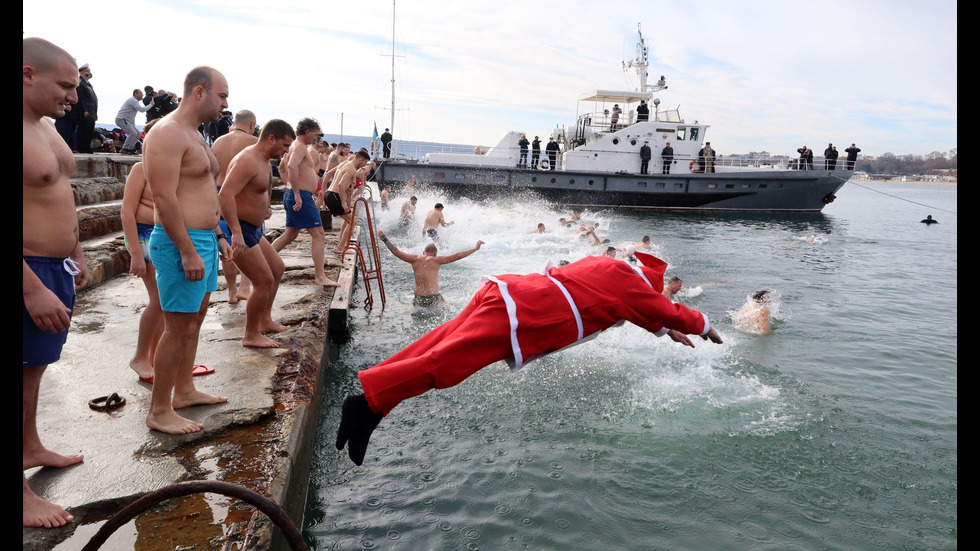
<box><xmin>833</xmin><ymin>174</ymin><xmax>957</xmax><ymax>214</ymax></box>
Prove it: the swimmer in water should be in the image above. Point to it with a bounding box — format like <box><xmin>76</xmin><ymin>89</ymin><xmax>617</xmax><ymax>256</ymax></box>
<box><xmin>732</xmin><ymin>290</ymin><xmax>773</xmax><ymax>334</ymax></box>
<box><xmin>921</xmin><ymin>215</ymin><xmax>938</xmax><ymax>225</ymax></box>
<box><xmin>663</xmin><ymin>276</ymin><xmax>682</xmax><ymax>301</ymax></box>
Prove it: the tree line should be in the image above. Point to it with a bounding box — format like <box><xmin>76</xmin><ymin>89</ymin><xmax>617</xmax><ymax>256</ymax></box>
<box><xmin>853</xmin><ymin>148</ymin><xmax>957</xmax><ymax>175</ymax></box>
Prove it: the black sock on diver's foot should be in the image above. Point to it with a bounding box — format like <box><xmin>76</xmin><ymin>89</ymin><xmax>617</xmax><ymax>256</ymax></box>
<box><xmin>336</xmin><ymin>393</ymin><xmax>383</xmax><ymax>466</ymax></box>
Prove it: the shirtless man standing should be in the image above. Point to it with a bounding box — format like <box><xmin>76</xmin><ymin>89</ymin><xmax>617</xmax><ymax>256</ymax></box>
<box><xmin>219</xmin><ymin>119</ymin><xmax>295</xmax><ymax>348</ymax></box>
<box><xmin>400</xmin><ymin>196</ymin><xmax>418</xmax><ymax>228</ymax></box>
<box><xmin>121</xmin><ymin>119</ymin><xmax>164</xmax><ymax>382</ymax></box>
<box><xmin>211</xmin><ymin>109</ymin><xmax>258</xmax><ymax>303</ymax></box>
<box><xmin>377</xmin><ymin>230</ymin><xmax>484</xmax><ymax>313</ymax></box>
<box><xmin>23</xmin><ymin>36</ymin><xmax>90</xmax><ymax>529</ymax></box>
<box><xmin>324</xmin><ymin>149</ymin><xmax>371</xmax><ymax>254</ymax></box>
<box><xmin>143</xmin><ymin>66</ymin><xmax>231</xmax><ymax>435</ymax></box>
<box><xmin>314</xmin><ymin>138</ymin><xmax>333</xmax><ymax>203</ymax></box>
<box><xmin>270</xmin><ymin>118</ymin><xmax>338</xmax><ymax>287</ymax></box>
<box><xmin>422</xmin><ymin>203</ymin><xmax>454</xmax><ymax>242</ymax></box>
<box><xmin>320</xmin><ymin>141</ymin><xmax>349</xmax><ymax>196</ymax></box>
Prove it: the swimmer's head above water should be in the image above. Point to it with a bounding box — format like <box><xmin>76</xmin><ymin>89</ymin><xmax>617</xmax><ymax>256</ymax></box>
<box><xmin>751</xmin><ymin>290</ymin><xmax>771</xmax><ymax>303</ymax></box>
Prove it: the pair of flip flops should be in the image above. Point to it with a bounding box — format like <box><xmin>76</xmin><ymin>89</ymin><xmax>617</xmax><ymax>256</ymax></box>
<box><xmin>138</xmin><ymin>364</ymin><xmax>215</xmax><ymax>384</ymax></box>
<box><xmin>89</xmin><ymin>392</ymin><xmax>126</xmax><ymax>412</ymax></box>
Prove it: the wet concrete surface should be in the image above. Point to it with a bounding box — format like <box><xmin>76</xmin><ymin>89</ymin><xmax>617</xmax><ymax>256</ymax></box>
<box><xmin>23</xmin><ymin>202</ymin><xmax>360</xmax><ymax>550</ymax></box>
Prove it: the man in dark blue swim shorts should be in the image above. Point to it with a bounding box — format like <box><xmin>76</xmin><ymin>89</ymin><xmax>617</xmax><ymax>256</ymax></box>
<box><xmin>23</xmin><ymin>36</ymin><xmax>91</xmax><ymax>528</ymax></box>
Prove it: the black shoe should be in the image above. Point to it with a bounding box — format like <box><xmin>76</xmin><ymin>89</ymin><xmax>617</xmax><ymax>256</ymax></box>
<box><xmin>336</xmin><ymin>394</ymin><xmax>383</xmax><ymax>466</ymax></box>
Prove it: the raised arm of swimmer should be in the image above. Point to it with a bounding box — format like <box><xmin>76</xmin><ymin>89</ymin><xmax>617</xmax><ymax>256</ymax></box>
<box><xmin>437</xmin><ymin>240</ymin><xmax>483</xmax><ymax>264</ymax></box>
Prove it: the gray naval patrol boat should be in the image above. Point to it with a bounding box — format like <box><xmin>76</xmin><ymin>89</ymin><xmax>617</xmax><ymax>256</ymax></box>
<box><xmin>374</xmin><ymin>25</ymin><xmax>849</xmax><ymax>212</ymax></box>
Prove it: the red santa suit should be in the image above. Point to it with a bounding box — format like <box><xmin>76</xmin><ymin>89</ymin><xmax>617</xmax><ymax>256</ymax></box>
<box><xmin>358</xmin><ymin>252</ymin><xmax>711</xmax><ymax>415</ymax></box>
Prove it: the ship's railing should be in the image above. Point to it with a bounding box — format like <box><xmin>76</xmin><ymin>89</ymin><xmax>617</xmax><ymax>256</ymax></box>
<box><xmin>387</xmin><ymin>142</ymin><xmax>491</xmax><ymax>161</ymax></box>
<box><xmin>384</xmin><ymin>143</ymin><xmax>853</xmax><ymax>173</ymax></box>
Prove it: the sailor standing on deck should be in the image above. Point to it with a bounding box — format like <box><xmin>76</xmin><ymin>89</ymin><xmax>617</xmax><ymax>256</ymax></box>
<box><xmin>661</xmin><ymin>142</ymin><xmax>674</xmax><ymax>174</ymax></box>
<box><xmin>518</xmin><ymin>133</ymin><xmax>529</xmax><ymax>168</ymax></box>
<box><xmin>531</xmin><ymin>136</ymin><xmax>541</xmax><ymax>169</ymax></box>
<box><xmin>639</xmin><ymin>141</ymin><xmax>652</xmax><ymax>174</ymax></box>
<box><xmin>546</xmin><ymin>137</ymin><xmax>560</xmax><ymax>170</ymax></box>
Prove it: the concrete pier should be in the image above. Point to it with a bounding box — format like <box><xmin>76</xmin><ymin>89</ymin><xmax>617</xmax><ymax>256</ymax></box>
<box><xmin>23</xmin><ymin>153</ymin><xmax>370</xmax><ymax>550</ymax></box>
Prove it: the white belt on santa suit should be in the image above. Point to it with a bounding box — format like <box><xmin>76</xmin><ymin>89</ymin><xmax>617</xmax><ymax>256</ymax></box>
<box><xmin>481</xmin><ymin>260</ymin><xmax>668</xmax><ymax>373</ymax></box>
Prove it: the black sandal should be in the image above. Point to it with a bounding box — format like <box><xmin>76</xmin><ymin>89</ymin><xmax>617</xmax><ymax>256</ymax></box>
<box><xmin>89</xmin><ymin>392</ymin><xmax>126</xmax><ymax>412</ymax></box>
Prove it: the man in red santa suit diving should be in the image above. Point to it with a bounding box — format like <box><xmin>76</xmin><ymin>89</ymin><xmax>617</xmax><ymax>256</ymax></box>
<box><xmin>336</xmin><ymin>251</ymin><xmax>724</xmax><ymax>465</ymax></box>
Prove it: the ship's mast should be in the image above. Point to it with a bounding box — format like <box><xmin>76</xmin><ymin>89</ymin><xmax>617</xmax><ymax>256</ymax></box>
<box><xmin>390</xmin><ymin>0</ymin><xmax>395</xmax><ymax>135</ymax></box>
<box><xmin>623</xmin><ymin>23</ymin><xmax>666</xmax><ymax>94</ymax></box>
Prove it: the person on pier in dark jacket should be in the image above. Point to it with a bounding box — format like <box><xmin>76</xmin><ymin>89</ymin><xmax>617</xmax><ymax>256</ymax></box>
<box><xmin>75</xmin><ymin>63</ymin><xmax>98</xmax><ymax>153</ymax></box>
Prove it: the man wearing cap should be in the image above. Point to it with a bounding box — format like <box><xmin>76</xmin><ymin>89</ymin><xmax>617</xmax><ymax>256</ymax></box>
<box><xmin>639</xmin><ymin>140</ymin><xmax>652</xmax><ymax>174</ymax></box>
<box><xmin>75</xmin><ymin>63</ymin><xmax>98</xmax><ymax>153</ymax></box>
<box><xmin>661</xmin><ymin>141</ymin><xmax>674</xmax><ymax>174</ymax></box>
<box><xmin>824</xmin><ymin>143</ymin><xmax>837</xmax><ymax>170</ymax></box>
<box><xmin>531</xmin><ymin>135</ymin><xmax>541</xmax><ymax>169</ymax></box>
<box><xmin>335</xmin><ymin>252</ymin><xmax>724</xmax><ymax>465</ymax></box>
<box><xmin>380</xmin><ymin>127</ymin><xmax>393</xmax><ymax>158</ymax></box>
<box><xmin>636</xmin><ymin>99</ymin><xmax>649</xmax><ymax>122</ymax></box>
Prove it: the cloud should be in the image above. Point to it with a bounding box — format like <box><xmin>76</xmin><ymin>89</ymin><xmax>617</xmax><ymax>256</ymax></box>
<box><xmin>24</xmin><ymin>0</ymin><xmax>956</xmax><ymax>156</ymax></box>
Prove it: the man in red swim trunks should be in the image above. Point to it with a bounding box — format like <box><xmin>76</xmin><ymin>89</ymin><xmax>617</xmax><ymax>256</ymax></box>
<box><xmin>336</xmin><ymin>251</ymin><xmax>724</xmax><ymax>465</ymax></box>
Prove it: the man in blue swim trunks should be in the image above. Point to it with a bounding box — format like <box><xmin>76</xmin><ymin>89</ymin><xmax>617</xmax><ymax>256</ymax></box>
<box><xmin>23</xmin><ymin>36</ymin><xmax>91</xmax><ymax>529</ymax></box>
<box><xmin>219</xmin><ymin>118</ymin><xmax>296</xmax><ymax>348</ymax></box>
<box><xmin>271</xmin><ymin>117</ymin><xmax>339</xmax><ymax>287</ymax></box>
<box><xmin>144</xmin><ymin>65</ymin><xmax>232</xmax><ymax>435</ymax></box>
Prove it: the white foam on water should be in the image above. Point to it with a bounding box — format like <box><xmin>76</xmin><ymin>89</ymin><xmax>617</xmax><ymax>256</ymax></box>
<box><xmin>368</xmin><ymin>191</ymin><xmax>796</xmax><ymax>436</ymax></box>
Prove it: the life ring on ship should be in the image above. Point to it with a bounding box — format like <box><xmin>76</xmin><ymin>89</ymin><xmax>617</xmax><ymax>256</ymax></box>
<box><xmin>689</xmin><ymin>161</ymin><xmax>694</xmax><ymax>171</ymax></box>
<box><xmin>539</xmin><ymin>158</ymin><xmax>549</xmax><ymax>170</ymax></box>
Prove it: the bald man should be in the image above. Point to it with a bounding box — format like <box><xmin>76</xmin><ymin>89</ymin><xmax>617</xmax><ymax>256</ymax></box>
<box><xmin>143</xmin><ymin>66</ymin><xmax>232</xmax><ymax>435</ymax></box>
<box><xmin>211</xmin><ymin>109</ymin><xmax>258</xmax><ymax>303</ymax></box>
<box><xmin>23</xmin><ymin>36</ymin><xmax>90</xmax><ymax>529</ymax></box>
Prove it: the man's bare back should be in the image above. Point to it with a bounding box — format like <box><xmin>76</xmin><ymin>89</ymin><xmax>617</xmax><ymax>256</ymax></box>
<box><xmin>211</xmin><ymin>130</ymin><xmax>258</xmax><ymax>188</ymax></box>
<box><xmin>423</xmin><ymin>207</ymin><xmax>453</xmax><ymax>232</ymax></box>
<box><xmin>378</xmin><ymin>231</ymin><xmax>483</xmax><ymax>296</ymax></box>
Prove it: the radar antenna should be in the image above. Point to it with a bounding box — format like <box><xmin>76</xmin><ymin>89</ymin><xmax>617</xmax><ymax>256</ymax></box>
<box><xmin>623</xmin><ymin>23</ymin><xmax>667</xmax><ymax>94</ymax></box>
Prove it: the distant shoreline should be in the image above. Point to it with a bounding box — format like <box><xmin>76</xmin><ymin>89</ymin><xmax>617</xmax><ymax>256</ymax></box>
<box><xmin>855</xmin><ymin>179</ymin><xmax>956</xmax><ymax>187</ymax></box>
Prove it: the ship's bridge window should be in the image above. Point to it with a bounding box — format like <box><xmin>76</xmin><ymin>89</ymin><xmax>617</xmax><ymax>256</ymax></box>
<box><xmin>690</xmin><ymin>127</ymin><xmax>699</xmax><ymax>141</ymax></box>
<box><xmin>676</xmin><ymin>128</ymin><xmax>686</xmax><ymax>141</ymax></box>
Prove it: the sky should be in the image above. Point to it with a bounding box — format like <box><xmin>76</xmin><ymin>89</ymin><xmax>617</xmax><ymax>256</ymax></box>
<box><xmin>24</xmin><ymin>0</ymin><xmax>956</xmax><ymax>158</ymax></box>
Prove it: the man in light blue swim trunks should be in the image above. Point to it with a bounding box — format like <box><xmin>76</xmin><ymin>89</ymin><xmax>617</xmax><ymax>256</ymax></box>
<box><xmin>143</xmin><ymin>65</ymin><xmax>231</xmax><ymax>436</ymax></box>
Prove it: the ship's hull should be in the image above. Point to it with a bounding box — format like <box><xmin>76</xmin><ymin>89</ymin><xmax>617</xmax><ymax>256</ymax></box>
<box><xmin>375</xmin><ymin>162</ymin><xmax>849</xmax><ymax>212</ymax></box>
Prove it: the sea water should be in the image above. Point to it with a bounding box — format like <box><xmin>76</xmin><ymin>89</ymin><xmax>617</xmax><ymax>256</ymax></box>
<box><xmin>304</xmin><ymin>181</ymin><xmax>956</xmax><ymax>550</ymax></box>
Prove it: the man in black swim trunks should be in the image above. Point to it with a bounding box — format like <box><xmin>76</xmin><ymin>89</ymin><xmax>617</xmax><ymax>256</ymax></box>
<box><xmin>324</xmin><ymin>149</ymin><xmax>371</xmax><ymax>254</ymax></box>
<box><xmin>219</xmin><ymin>119</ymin><xmax>298</xmax><ymax>347</ymax></box>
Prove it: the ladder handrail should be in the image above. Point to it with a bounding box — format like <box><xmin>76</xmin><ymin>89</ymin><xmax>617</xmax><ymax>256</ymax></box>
<box><xmin>342</xmin><ymin>193</ymin><xmax>386</xmax><ymax>312</ymax></box>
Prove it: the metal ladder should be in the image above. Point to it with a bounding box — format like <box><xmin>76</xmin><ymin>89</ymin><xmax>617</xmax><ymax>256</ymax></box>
<box><xmin>340</xmin><ymin>186</ymin><xmax>386</xmax><ymax>312</ymax></box>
